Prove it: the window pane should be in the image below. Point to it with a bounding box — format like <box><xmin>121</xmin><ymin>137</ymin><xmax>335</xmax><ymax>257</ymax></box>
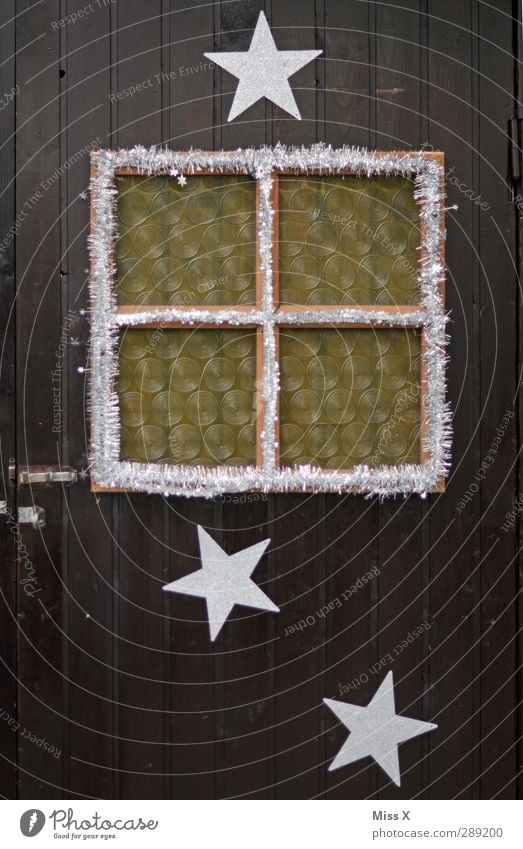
<box><xmin>118</xmin><ymin>328</ymin><xmax>257</xmax><ymax>465</ymax></box>
<box><xmin>279</xmin><ymin>328</ymin><xmax>420</xmax><ymax>468</ymax></box>
<box><xmin>278</xmin><ymin>176</ymin><xmax>420</xmax><ymax>306</ymax></box>
<box><xmin>115</xmin><ymin>174</ymin><xmax>257</xmax><ymax>306</ymax></box>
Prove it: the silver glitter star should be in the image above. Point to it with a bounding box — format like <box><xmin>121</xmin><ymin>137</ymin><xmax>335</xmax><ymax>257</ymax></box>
<box><xmin>324</xmin><ymin>672</ymin><xmax>437</xmax><ymax>786</ymax></box>
<box><xmin>163</xmin><ymin>525</ymin><xmax>278</xmax><ymax>641</ymax></box>
<box><xmin>177</xmin><ymin>174</ymin><xmax>187</xmax><ymax>187</ymax></box>
<box><xmin>205</xmin><ymin>11</ymin><xmax>322</xmax><ymax>122</ymax></box>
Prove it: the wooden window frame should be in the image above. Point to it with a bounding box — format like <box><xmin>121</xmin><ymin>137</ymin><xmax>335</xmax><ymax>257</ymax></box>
<box><xmin>89</xmin><ymin>146</ymin><xmax>448</xmax><ymax>497</ymax></box>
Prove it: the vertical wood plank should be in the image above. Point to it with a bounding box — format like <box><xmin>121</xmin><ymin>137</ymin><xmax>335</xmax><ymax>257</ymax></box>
<box><xmin>211</xmin><ymin>0</ymin><xmax>272</xmax><ymax>800</ymax></box>
<box><xmin>113</xmin><ymin>0</ymin><xmax>167</xmax><ymax>799</ymax></box>
<box><xmin>426</xmin><ymin>0</ymin><xmax>481</xmax><ymax>798</ymax></box>
<box><xmin>168</xmin><ymin>0</ymin><xmax>216</xmax><ymax>800</ymax></box>
<box><xmin>0</xmin><ymin>0</ymin><xmax>16</xmax><ymax>801</ymax></box>
<box><xmin>15</xmin><ymin>0</ymin><xmax>66</xmax><ymax>798</ymax></box>
<box><xmin>477</xmin><ymin>1</ymin><xmax>518</xmax><ymax>799</ymax></box>
<box><xmin>373</xmin><ymin>0</ymin><xmax>434</xmax><ymax>801</ymax></box>
<box><xmin>323</xmin><ymin>0</ymin><xmax>378</xmax><ymax>801</ymax></box>
<box><xmin>64</xmin><ymin>0</ymin><xmax>115</xmax><ymax>799</ymax></box>
<box><xmin>268</xmin><ymin>0</ymin><xmax>326</xmax><ymax>800</ymax></box>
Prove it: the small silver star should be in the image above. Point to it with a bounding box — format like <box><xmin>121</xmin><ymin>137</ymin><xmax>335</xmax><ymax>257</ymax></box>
<box><xmin>79</xmin><ymin>468</ymin><xmax>90</xmax><ymax>480</ymax></box>
<box><xmin>79</xmin><ymin>309</ymin><xmax>86</xmax><ymax>316</ymax></box>
<box><xmin>163</xmin><ymin>525</ymin><xmax>278</xmax><ymax>641</ymax></box>
<box><xmin>205</xmin><ymin>11</ymin><xmax>322</xmax><ymax>122</ymax></box>
<box><xmin>177</xmin><ymin>174</ymin><xmax>187</xmax><ymax>187</ymax></box>
<box><xmin>79</xmin><ymin>191</ymin><xmax>87</xmax><ymax>200</ymax></box>
<box><xmin>324</xmin><ymin>672</ymin><xmax>437</xmax><ymax>786</ymax></box>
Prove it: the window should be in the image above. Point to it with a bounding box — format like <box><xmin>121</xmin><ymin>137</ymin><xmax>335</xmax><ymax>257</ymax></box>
<box><xmin>89</xmin><ymin>146</ymin><xmax>449</xmax><ymax>497</ymax></box>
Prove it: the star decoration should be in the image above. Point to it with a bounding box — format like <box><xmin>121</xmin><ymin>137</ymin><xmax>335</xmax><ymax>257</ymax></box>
<box><xmin>323</xmin><ymin>672</ymin><xmax>437</xmax><ymax>786</ymax></box>
<box><xmin>163</xmin><ymin>526</ymin><xmax>278</xmax><ymax>641</ymax></box>
<box><xmin>177</xmin><ymin>174</ymin><xmax>187</xmax><ymax>187</ymax></box>
<box><xmin>205</xmin><ymin>11</ymin><xmax>322</xmax><ymax>122</ymax></box>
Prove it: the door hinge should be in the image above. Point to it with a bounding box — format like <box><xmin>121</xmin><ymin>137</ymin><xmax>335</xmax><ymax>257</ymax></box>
<box><xmin>16</xmin><ymin>466</ymin><xmax>78</xmax><ymax>487</ymax></box>
<box><xmin>509</xmin><ymin>117</ymin><xmax>522</xmax><ymax>184</ymax></box>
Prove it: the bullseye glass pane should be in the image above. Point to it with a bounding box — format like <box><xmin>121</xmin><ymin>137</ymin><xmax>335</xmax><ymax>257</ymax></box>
<box><xmin>115</xmin><ymin>174</ymin><xmax>257</xmax><ymax>306</ymax></box>
<box><xmin>118</xmin><ymin>328</ymin><xmax>257</xmax><ymax>465</ymax></box>
<box><xmin>278</xmin><ymin>175</ymin><xmax>420</xmax><ymax>305</ymax></box>
<box><xmin>279</xmin><ymin>328</ymin><xmax>421</xmax><ymax>468</ymax></box>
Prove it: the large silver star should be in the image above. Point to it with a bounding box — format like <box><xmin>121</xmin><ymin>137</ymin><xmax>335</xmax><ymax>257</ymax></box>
<box><xmin>163</xmin><ymin>526</ymin><xmax>278</xmax><ymax>641</ymax></box>
<box><xmin>324</xmin><ymin>672</ymin><xmax>437</xmax><ymax>786</ymax></box>
<box><xmin>205</xmin><ymin>11</ymin><xmax>322</xmax><ymax>122</ymax></box>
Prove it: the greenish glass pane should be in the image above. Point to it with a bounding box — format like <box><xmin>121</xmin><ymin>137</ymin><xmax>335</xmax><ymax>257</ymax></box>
<box><xmin>278</xmin><ymin>176</ymin><xmax>420</xmax><ymax>305</ymax></box>
<box><xmin>118</xmin><ymin>328</ymin><xmax>257</xmax><ymax>465</ymax></box>
<box><xmin>279</xmin><ymin>329</ymin><xmax>420</xmax><ymax>467</ymax></box>
<box><xmin>115</xmin><ymin>175</ymin><xmax>257</xmax><ymax>306</ymax></box>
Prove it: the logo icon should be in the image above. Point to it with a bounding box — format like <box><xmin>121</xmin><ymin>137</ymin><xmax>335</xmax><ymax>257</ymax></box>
<box><xmin>20</xmin><ymin>810</ymin><xmax>45</xmax><ymax>837</ymax></box>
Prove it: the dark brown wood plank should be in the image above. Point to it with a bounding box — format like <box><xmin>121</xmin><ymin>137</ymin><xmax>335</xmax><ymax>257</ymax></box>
<box><xmin>210</xmin><ymin>0</ymin><xmax>272</xmax><ymax>801</ymax></box>
<box><xmin>426</xmin><ymin>0</ymin><xmax>481</xmax><ymax>799</ymax></box>
<box><xmin>63</xmin><ymin>0</ymin><xmax>115</xmax><ymax>800</ymax></box>
<box><xmin>166</xmin><ymin>0</ymin><xmax>216</xmax><ymax>801</ymax></box>
<box><xmin>324</xmin><ymin>0</ymin><xmax>371</xmax><ymax>149</ymax></box>
<box><xmin>0</xmin><ymin>0</ymin><xmax>16</xmax><ymax>801</ymax></box>
<box><xmin>168</xmin><ymin>500</ymin><xmax>216</xmax><ymax>800</ymax></box>
<box><xmin>268</xmin><ymin>0</ymin><xmax>326</xmax><ymax>800</ymax></box>
<box><xmin>322</xmin><ymin>0</ymin><xmax>377</xmax><ymax>800</ymax></box>
<box><xmin>15</xmin><ymin>0</ymin><xmax>67</xmax><ymax>798</ymax></box>
<box><xmin>373</xmin><ymin>0</ymin><xmax>433</xmax><ymax>802</ymax></box>
<box><xmin>477</xmin><ymin>1</ymin><xmax>518</xmax><ymax>799</ymax></box>
<box><xmin>112</xmin><ymin>0</ymin><xmax>167</xmax><ymax>799</ymax></box>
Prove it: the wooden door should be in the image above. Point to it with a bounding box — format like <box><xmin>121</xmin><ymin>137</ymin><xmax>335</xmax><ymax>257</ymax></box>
<box><xmin>1</xmin><ymin>0</ymin><xmax>520</xmax><ymax>799</ymax></box>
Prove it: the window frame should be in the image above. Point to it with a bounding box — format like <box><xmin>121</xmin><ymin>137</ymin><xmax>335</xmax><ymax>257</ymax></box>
<box><xmin>89</xmin><ymin>145</ymin><xmax>449</xmax><ymax>497</ymax></box>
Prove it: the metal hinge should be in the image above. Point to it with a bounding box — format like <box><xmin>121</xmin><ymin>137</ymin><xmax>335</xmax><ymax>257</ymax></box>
<box><xmin>17</xmin><ymin>506</ymin><xmax>46</xmax><ymax>530</ymax></box>
<box><xmin>15</xmin><ymin>465</ymin><xmax>78</xmax><ymax>487</ymax></box>
<box><xmin>509</xmin><ymin>117</ymin><xmax>522</xmax><ymax>184</ymax></box>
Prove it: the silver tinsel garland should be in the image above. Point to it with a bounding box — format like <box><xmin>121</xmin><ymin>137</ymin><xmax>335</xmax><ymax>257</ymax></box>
<box><xmin>88</xmin><ymin>144</ymin><xmax>451</xmax><ymax>498</ymax></box>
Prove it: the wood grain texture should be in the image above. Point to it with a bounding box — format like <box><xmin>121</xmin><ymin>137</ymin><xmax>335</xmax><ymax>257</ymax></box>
<box><xmin>4</xmin><ymin>0</ymin><xmax>520</xmax><ymax>801</ymax></box>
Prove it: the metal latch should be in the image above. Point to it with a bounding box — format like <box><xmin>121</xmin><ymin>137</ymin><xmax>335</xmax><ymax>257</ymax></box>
<box><xmin>16</xmin><ymin>466</ymin><xmax>78</xmax><ymax>487</ymax></box>
<box><xmin>18</xmin><ymin>506</ymin><xmax>46</xmax><ymax>530</ymax></box>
